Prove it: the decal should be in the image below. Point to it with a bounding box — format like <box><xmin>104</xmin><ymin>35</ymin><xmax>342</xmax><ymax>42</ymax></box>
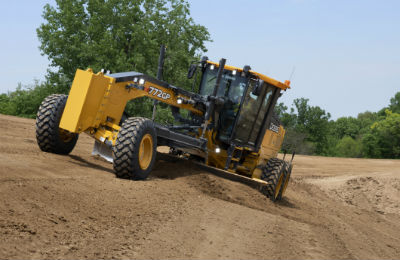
<box><xmin>148</xmin><ymin>86</ymin><xmax>171</xmax><ymax>100</ymax></box>
<box><xmin>269</xmin><ymin>123</ymin><xmax>279</xmax><ymax>133</ymax></box>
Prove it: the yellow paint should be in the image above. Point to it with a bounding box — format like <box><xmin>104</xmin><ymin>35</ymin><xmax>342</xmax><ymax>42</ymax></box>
<box><xmin>60</xmin><ymin>69</ymin><xmax>114</xmax><ymax>132</ymax></box>
<box><xmin>258</xmin><ymin>127</ymin><xmax>285</xmax><ymax>162</ymax></box>
<box><xmin>280</xmin><ymin>171</ymin><xmax>290</xmax><ymax>197</ymax></box>
<box><xmin>251</xmin><ymin>168</ymin><xmax>262</xmax><ymax>179</ymax></box>
<box><xmin>60</xmin><ymin>69</ymin><xmax>203</xmax><ymax>135</ymax></box>
<box><xmin>204</xmin><ymin>128</ymin><xmax>260</xmax><ymax>177</ymax></box>
<box><xmin>139</xmin><ymin>134</ymin><xmax>153</xmax><ymax>170</ymax></box>
<box><xmin>274</xmin><ymin>173</ymin><xmax>285</xmax><ymax>199</ymax></box>
<box><xmin>206</xmin><ymin>61</ymin><xmax>290</xmax><ymax>90</ymax></box>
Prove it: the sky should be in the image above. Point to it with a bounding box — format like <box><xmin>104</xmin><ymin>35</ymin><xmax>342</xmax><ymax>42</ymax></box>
<box><xmin>0</xmin><ymin>0</ymin><xmax>399</xmax><ymax>119</ymax></box>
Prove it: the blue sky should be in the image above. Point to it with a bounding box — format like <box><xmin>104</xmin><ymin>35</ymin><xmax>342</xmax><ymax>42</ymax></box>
<box><xmin>0</xmin><ymin>0</ymin><xmax>399</xmax><ymax>119</ymax></box>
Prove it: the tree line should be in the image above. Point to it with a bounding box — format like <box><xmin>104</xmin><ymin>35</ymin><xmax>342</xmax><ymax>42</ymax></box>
<box><xmin>276</xmin><ymin>93</ymin><xmax>400</xmax><ymax>159</ymax></box>
<box><xmin>0</xmin><ymin>0</ymin><xmax>398</xmax><ymax>159</ymax></box>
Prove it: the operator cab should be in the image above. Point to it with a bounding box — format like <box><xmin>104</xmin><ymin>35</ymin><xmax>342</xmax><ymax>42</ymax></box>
<box><xmin>197</xmin><ymin>61</ymin><xmax>283</xmax><ymax>151</ymax></box>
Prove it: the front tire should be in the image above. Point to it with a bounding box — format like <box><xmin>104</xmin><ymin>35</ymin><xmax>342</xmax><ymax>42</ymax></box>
<box><xmin>35</xmin><ymin>94</ymin><xmax>78</xmax><ymax>154</ymax></box>
<box><xmin>113</xmin><ymin>117</ymin><xmax>157</xmax><ymax>180</ymax></box>
<box><xmin>260</xmin><ymin>158</ymin><xmax>286</xmax><ymax>201</ymax></box>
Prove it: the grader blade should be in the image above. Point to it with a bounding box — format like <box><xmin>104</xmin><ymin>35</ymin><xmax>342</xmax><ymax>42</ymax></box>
<box><xmin>157</xmin><ymin>153</ymin><xmax>269</xmax><ymax>190</ymax></box>
<box><xmin>194</xmin><ymin>161</ymin><xmax>270</xmax><ymax>189</ymax></box>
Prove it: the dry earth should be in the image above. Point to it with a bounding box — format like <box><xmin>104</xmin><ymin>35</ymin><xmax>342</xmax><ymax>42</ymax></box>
<box><xmin>0</xmin><ymin>114</ymin><xmax>399</xmax><ymax>259</ymax></box>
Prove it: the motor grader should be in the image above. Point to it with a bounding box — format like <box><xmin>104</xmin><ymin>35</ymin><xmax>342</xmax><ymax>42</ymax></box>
<box><xmin>35</xmin><ymin>46</ymin><xmax>294</xmax><ymax>201</ymax></box>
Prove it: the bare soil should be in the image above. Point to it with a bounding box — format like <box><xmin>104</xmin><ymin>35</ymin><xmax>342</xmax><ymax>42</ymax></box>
<box><xmin>0</xmin><ymin>114</ymin><xmax>399</xmax><ymax>259</ymax></box>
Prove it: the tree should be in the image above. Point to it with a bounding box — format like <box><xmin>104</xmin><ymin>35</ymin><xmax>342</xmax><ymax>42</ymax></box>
<box><xmin>292</xmin><ymin>98</ymin><xmax>331</xmax><ymax>154</ymax></box>
<box><xmin>357</xmin><ymin>111</ymin><xmax>379</xmax><ymax>129</ymax></box>
<box><xmin>362</xmin><ymin>110</ymin><xmax>400</xmax><ymax>158</ymax></box>
<box><xmin>389</xmin><ymin>92</ymin><xmax>400</xmax><ymax>113</ymax></box>
<box><xmin>37</xmin><ymin>0</ymin><xmax>210</xmax><ymax>91</ymax></box>
<box><xmin>0</xmin><ymin>81</ymin><xmax>56</xmax><ymax>118</ymax></box>
<box><xmin>36</xmin><ymin>0</ymin><xmax>210</xmax><ymax>123</ymax></box>
<box><xmin>276</xmin><ymin>98</ymin><xmax>331</xmax><ymax>155</ymax></box>
<box><xmin>335</xmin><ymin>136</ymin><xmax>362</xmax><ymax>158</ymax></box>
<box><xmin>275</xmin><ymin>102</ymin><xmax>296</xmax><ymax>129</ymax></box>
<box><xmin>333</xmin><ymin>117</ymin><xmax>361</xmax><ymax>139</ymax></box>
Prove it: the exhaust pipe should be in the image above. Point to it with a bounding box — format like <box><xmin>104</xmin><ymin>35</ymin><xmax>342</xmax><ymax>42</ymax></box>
<box><xmin>152</xmin><ymin>45</ymin><xmax>166</xmax><ymax>121</ymax></box>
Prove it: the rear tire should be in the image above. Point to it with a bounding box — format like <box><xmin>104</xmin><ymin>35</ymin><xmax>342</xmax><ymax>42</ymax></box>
<box><xmin>113</xmin><ymin>117</ymin><xmax>157</xmax><ymax>180</ymax></box>
<box><xmin>260</xmin><ymin>158</ymin><xmax>286</xmax><ymax>201</ymax></box>
<box><xmin>35</xmin><ymin>94</ymin><xmax>78</xmax><ymax>154</ymax></box>
<box><xmin>277</xmin><ymin>162</ymin><xmax>292</xmax><ymax>200</ymax></box>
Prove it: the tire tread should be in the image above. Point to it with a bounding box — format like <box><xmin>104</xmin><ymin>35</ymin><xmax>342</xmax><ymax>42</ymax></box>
<box><xmin>113</xmin><ymin>117</ymin><xmax>156</xmax><ymax>180</ymax></box>
<box><xmin>35</xmin><ymin>94</ymin><xmax>78</xmax><ymax>154</ymax></box>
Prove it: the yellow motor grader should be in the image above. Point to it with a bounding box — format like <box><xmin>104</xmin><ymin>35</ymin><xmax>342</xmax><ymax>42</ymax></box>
<box><xmin>35</xmin><ymin>46</ymin><xmax>294</xmax><ymax>201</ymax></box>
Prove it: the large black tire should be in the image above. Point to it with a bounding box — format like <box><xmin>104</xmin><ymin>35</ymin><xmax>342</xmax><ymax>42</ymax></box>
<box><xmin>260</xmin><ymin>158</ymin><xmax>286</xmax><ymax>201</ymax></box>
<box><xmin>113</xmin><ymin>117</ymin><xmax>157</xmax><ymax>180</ymax></box>
<box><xmin>35</xmin><ymin>94</ymin><xmax>78</xmax><ymax>154</ymax></box>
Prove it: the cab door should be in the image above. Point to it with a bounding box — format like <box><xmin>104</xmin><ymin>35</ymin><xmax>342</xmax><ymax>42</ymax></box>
<box><xmin>232</xmin><ymin>80</ymin><xmax>276</xmax><ymax>147</ymax></box>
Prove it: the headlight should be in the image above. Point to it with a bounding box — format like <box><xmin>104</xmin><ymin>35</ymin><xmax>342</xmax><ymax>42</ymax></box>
<box><xmin>210</xmin><ymin>64</ymin><xmax>215</xmax><ymax>70</ymax></box>
<box><xmin>215</xmin><ymin>147</ymin><xmax>221</xmax><ymax>153</ymax></box>
<box><xmin>138</xmin><ymin>78</ymin><xmax>145</xmax><ymax>85</ymax></box>
<box><xmin>177</xmin><ymin>98</ymin><xmax>183</xmax><ymax>104</ymax></box>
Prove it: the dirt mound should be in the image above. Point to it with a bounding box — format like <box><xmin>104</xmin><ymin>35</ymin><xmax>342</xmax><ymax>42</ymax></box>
<box><xmin>308</xmin><ymin>175</ymin><xmax>400</xmax><ymax>215</ymax></box>
<box><xmin>1</xmin><ymin>114</ymin><xmax>400</xmax><ymax>259</ymax></box>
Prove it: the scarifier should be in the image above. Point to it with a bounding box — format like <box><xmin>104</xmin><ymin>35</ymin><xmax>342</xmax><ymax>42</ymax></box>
<box><xmin>35</xmin><ymin>46</ymin><xmax>295</xmax><ymax>201</ymax></box>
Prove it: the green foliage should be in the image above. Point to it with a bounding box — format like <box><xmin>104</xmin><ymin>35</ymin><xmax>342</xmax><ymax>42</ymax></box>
<box><xmin>294</xmin><ymin>98</ymin><xmax>331</xmax><ymax>154</ymax></box>
<box><xmin>334</xmin><ymin>136</ymin><xmax>362</xmax><ymax>158</ymax></box>
<box><xmin>275</xmin><ymin>92</ymin><xmax>400</xmax><ymax>158</ymax></box>
<box><xmin>361</xmin><ymin>132</ymin><xmax>381</xmax><ymax>158</ymax></box>
<box><xmin>389</xmin><ymin>92</ymin><xmax>400</xmax><ymax>113</ymax></box>
<box><xmin>362</xmin><ymin>110</ymin><xmax>400</xmax><ymax>158</ymax></box>
<box><xmin>333</xmin><ymin>117</ymin><xmax>361</xmax><ymax>139</ymax></box>
<box><xmin>277</xmin><ymin>98</ymin><xmax>331</xmax><ymax>155</ymax></box>
<box><xmin>281</xmin><ymin>129</ymin><xmax>315</xmax><ymax>155</ymax></box>
<box><xmin>275</xmin><ymin>102</ymin><xmax>296</xmax><ymax>129</ymax></box>
<box><xmin>37</xmin><ymin>0</ymin><xmax>210</xmax><ymax>93</ymax></box>
<box><xmin>124</xmin><ymin>99</ymin><xmax>174</xmax><ymax>125</ymax></box>
<box><xmin>356</xmin><ymin>111</ymin><xmax>379</xmax><ymax>133</ymax></box>
<box><xmin>0</xmin><ymin>81</ymin><xmax>56</xmax><ymax>118</ymax></box>
<box><xmin>35</xmin><ymin>0</ymin><xmax>210</xmax><ymax>122</ymax></box>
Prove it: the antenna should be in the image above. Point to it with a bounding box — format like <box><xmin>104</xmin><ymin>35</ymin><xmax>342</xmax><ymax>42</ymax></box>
<box><xmin>289</xmin><ymin>66</ymin><xmax>296</xmax><ymax>81</ymax></box>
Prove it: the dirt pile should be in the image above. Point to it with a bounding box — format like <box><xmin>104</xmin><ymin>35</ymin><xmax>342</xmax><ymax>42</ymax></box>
<box><xmin>0</xmin><ymin>114</ymin><xmax>399</xmax><ymax>259</ymax></box>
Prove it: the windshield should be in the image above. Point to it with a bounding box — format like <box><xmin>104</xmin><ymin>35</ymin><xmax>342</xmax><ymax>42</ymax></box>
<box><xmin>199</xmin><ymin>66</ymin><xmax>247</xmax><ymax>99</ymax></box>
<box><xmin>199</xmin><ymin>65</ymin><xmax>248</xmax><ymax>142</ymax></box>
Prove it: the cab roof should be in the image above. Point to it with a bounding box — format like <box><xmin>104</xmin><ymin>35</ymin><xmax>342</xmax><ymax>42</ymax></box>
<box><xmin>206</xmin><ymin>60</ymin><xmax>290</xmax><ymax>90</ymax></box>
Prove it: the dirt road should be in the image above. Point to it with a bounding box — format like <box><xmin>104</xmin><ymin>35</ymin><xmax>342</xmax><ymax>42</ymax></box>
<box><xmin>0</xmin><ymin>114</ymin><xmax>399</xmax><ymax>259</ymax></box>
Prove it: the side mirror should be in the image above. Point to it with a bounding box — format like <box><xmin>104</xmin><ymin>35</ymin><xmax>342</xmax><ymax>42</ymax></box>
<box><xmin>252</xmin><ymin>80</ymin><xmax>264</xmax><ymax>96</ymax></box>
<box><xmin>201</xmin><ymin>56</ymin><xmax>208</xmax><ymax>69</ymax></box>
<box><xmin>187</xmin><ymin>64</ymin><xmax>197</xmax><ymax>79</ymax></box>
<box><xmin>243</xmin><ymin>65</ymin><xmax>251</xmax><ymax>77</ymax></box>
